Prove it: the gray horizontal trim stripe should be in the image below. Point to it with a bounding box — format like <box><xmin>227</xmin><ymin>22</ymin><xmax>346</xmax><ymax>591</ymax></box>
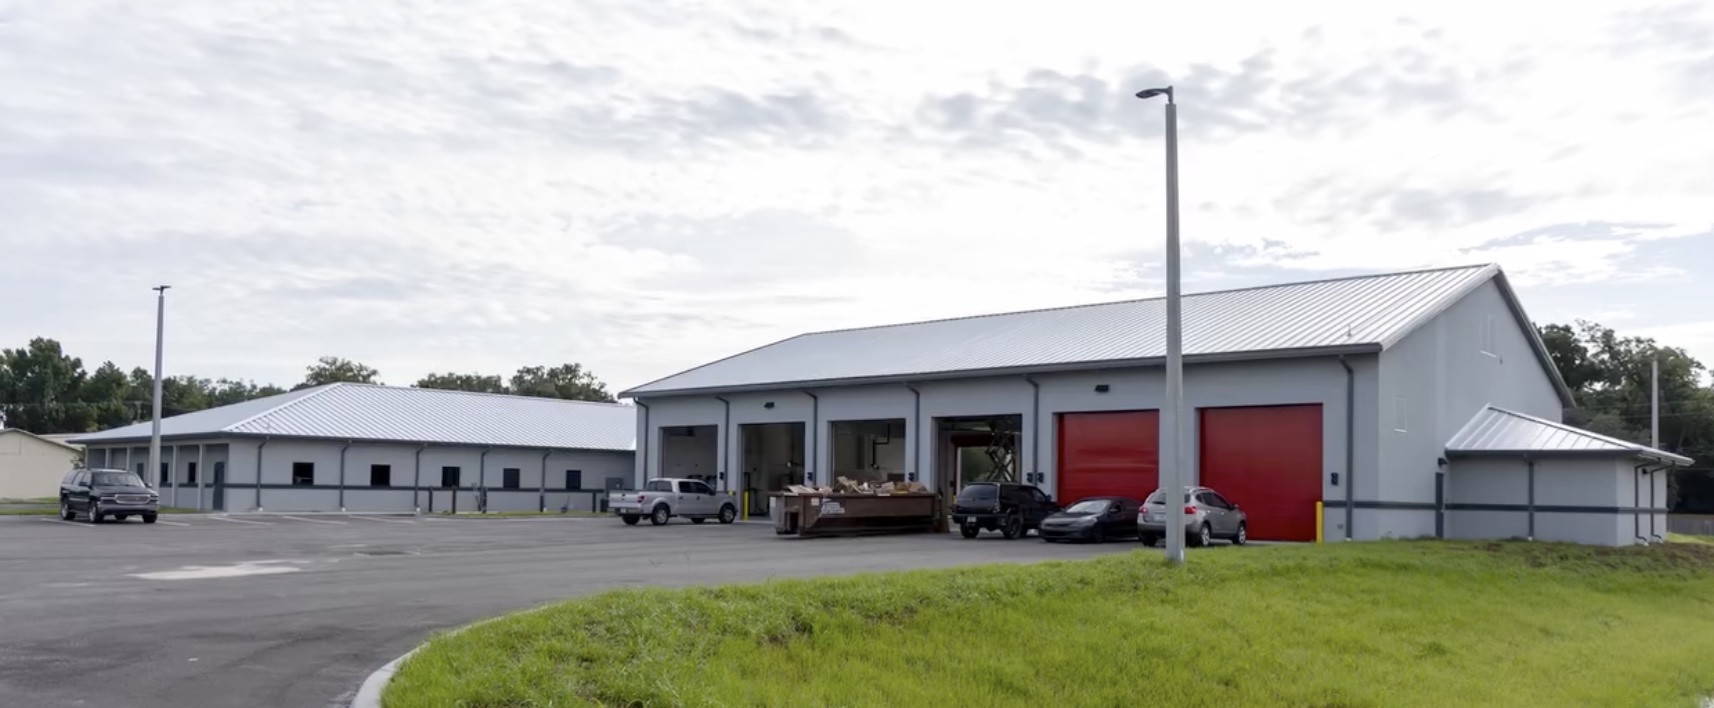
<box><xmin>625</xmin><ymin>345</ymin><xmax>1382</xmax><ymax>399</ymax></box>
<box><xmin>1321</xmin><ymin>500</ymin><xmax>1668</xmax><ymax>514</ymax></box>
<box><xmin>82</xmin><ymin>435</ymin><xmax>629</xmax><ymax>453</ymax></box>
<box><xmin>219</xmin><ymin>484</ymin><xmax>595</xmax><ymax>492</ymax></box>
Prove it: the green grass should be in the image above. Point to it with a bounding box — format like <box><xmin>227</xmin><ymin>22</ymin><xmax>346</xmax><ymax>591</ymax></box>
<box><xmin>385</xmin><ymin>541</ymin><xmax>1714</xmax><ymax>708</ymax></box>
<box><xmin>1670</xmin><ymin>532</ymin><xmax>1714</xmax><ymax>546</ymax></box>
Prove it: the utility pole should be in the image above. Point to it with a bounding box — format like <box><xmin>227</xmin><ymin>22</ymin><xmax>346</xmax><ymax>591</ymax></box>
<box><xmin>1137</xmin><ymin>85</ymin><xmax>1186</xmax><ymax>565</ymax></box>
<box><xmin>148</xmin><ymin>285</ymin><xmax>170</xmax><ymax>488</ymax></box>
<box><xmin>1651</xmin><ymin>355</ymin><xmax>1660</xmax><ymax>448</ymax></box>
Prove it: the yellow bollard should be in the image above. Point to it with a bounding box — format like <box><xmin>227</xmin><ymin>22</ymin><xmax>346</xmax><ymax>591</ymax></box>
<box><xmin>741</xmin><ymin>491</ymin><xmax>749</xmax><ymax>521</ymax></box>
<box><xmin>1315</xmin><ymin>501</ymin><xmax>1324</xmax><ymax>544</ymax></box>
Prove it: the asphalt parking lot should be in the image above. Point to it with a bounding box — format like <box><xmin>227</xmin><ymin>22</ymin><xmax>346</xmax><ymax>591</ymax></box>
<box><xmin>0</xmin><ymin>513</ymin><xmax>1140</xmax><ymax>708</ymax></box>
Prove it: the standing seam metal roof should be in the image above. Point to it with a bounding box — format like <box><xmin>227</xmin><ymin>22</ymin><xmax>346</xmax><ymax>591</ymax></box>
<box><xmin>1446</xmin><ymin>405</ymin><xmax>1693</xmax><ymax>466</ymax></box>
<box><xmin>65</xmin><ymin>383</ymin><xmax>636</xmax><ymax>451</ymax></box>
<box><xmin>622</xmin><ymin>264</ymin><xmax>1573</xmax><ymax>402</ymax></box>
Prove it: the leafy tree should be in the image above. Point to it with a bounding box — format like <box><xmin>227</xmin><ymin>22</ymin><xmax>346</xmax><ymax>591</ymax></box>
<box><xmin>209</xmin><ymin>379</ymin><xmax>286</xmax><ymax>406</ymax></box>
<box><xmin>508</xmin><ymin>363</ymin><xmax>616</xmax><ymax>403</ymax></box>
<box><xmin>297</xmin><ymin>356</ymin><xmax>381</xmax><ymax>389</ymax></box>
<box><xmin>0</xmin><ymin>338</ymin><xmax>91</xmax><ymax>432</ymax></box>
<box><xmin>415</xmin><ymin>372</ymin><xmax>507</xmax><ymax>394</ymax></box>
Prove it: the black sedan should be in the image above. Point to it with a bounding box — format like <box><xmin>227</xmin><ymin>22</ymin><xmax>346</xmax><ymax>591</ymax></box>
<box><xmin>1038</xmin><ymin>496</ymin><xmax>1142</xmax><ymax>543</ymax></box>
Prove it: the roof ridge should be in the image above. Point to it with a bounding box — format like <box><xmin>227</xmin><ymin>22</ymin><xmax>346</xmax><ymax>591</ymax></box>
<box><xmin>795</xmin><ymin>263</ymin><xmax>1497</xmax><ymax>338</ymax></box>
<box><xmin>222</xmin><ymin>383</ymin><xmax>347</xmax><ymax>433</ymax></box>
<box><xmin>347</xmin><ymin>381</ymin><xmax>634</xmax><ymax>408</ymax></box>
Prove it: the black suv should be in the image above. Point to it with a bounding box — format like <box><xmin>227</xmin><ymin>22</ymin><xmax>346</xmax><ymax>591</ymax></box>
<box><xmin>59</xmin><ymin>468</ymin><xmax>159</xmax><ymax>524</ymax></box>
<box><xmin>951</xmin><ymin>482</ymin><xmax>1060</xmax><ymax>539</ymax></box>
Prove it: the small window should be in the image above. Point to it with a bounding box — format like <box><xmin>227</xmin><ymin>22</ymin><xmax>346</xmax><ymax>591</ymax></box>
<box><xmin>1205</xmin><ymin>492</ymin><xmax>1233</xmax><ymax>510</ymax></box>
<box><xmin>646</xmin><ymin>479</ymin><xmax>673</xmax><ymax>492</ymax></box>
<box><xmin>1480</xmin><ymin>315</ymin><xmax>1496</xmax><ymax>355</ymax></box>
<box><xmin>291</xmin><ymin>462</ymin><xmax>315</xmax><ymax>486</ymax></box>
<box><xmin>187</xmin><ymin>462</ymin><xmax>198</xmax><ymax>484</ymax></box>
<box><xmin>684</xmin><ymin>481</ymin><xmax>715</xmax><ymax>495</ymax></box>
<box><xmin>502</xmin><ymin>468</ymin><xmax>521</xmax><ymax>489</ymax></box>
<box><xmin>213</xmin><ymin>461</ymin><xmax>225</xmax><ymax>482</ymax></box>
<box><xmin>441</xmin><ymin>466</ymin><xmax>461</xmax><ymax>488</ymax></box>
<box><xmin>161</xmin><ymin>462</ymin><xmax>170</xmax><ymax>484</ymax></box>
<box><xmin>62</xmin><ymin>469</ymin><xmax>81</xmax><ymax>485</ymax></box>
<box><xmin>565</xmin><ymin>470</ymin><xmax>583</xmax><ymax>490</ymax></box>
<box><xmin>1393</xmin><ymin>395</ymin><xmax>1408</xmax><ymax>433</ymax></box>
<box><xmin>135</xmin><ymin>462</ymin><xmax>145</xmax><ymax>478</ymax></box>
<box><xmin>370</xmin><ymin>464</ymin><xmax>392</xmax><ymax>487</ymax></box>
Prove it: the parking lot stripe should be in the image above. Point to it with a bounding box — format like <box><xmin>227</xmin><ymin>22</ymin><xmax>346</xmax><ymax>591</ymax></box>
<box><xmin>152</xmin><ymin>519</ymin><xmax>191</xmax><ymax>526</ymax></box>
<box><xmin>281</xmin><ymin>515</ymin><xmax>346</xmax><ymax>525</ymax></box>
<box><xmin>211</xmin><ymin>515</ymin><xmax>271</xmax><ymax>526</ymax></box>
<box><xmin>348</xmin><ymin>515</ymin><xmax>414</xmax><ymax>524</ymax></box>
<box><xmin>38</xmin><ymin>518</ymin><xmax>91</xmax><ymax>529</ymax></box>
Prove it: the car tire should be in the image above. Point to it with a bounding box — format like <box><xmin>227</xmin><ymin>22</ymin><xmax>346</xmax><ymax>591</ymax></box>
<box><xmin>60</xmin><ymin>501</ymin><xmax>75</xmax><ymax>521</ymax></box>
<box><xmin>1232</xmin><ymin>522</ymin><xmax>1247</xmax><ymax>546</ymax></box>
<box><xmin>650</xmin><ymin>506</ymin><xmax>671</xmax><ymax>526</ymax></box>
<box><xmin>1000</xmin><ymin>514</ymin><xmax>1023</xmax><ymax>540</ymax></box>
<box><xmin>960</xmin><ymin>524</ymin><xmax>980</xmax><ymax>539</ymax></box>
<box><xmin>1092</xmin><ymin>526</ymin><xmax>1107</xmax><ymax>544</ymax></box>
<box><xmin>89</xmin><ymin>503</ymin><xmax>104</xmax><ymax>524</ymax></box>
<box><xmin>718</xmin><ymin>505</ymin><xmax>737</xmax><ymax>524</ymax></box>
<box><xmin>621</xmin><ymin>515</ymin><xmax>640</xmax><ymax>526</ymax></box>
<box><xmin>1192</xmin><ymin>522</ymin><xmax>1212</xmax><ymax>548</ymax></box>
<box><xmin>143</xmin><ymin>514</ymin><xmax>158</xmax><ymax>524</ymax></box>
<box><xmin>1139</xmin><ymin>534</ymin><xmax>1159</xmax><ymax>546</ymax></box>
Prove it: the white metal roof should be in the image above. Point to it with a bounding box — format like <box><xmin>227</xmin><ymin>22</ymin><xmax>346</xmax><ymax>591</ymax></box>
<box><xmin>1446</xmin><ymin>405</ymin><xmax>1693</xmax><ymax>466</ymax></box>
<box><xmin>0</xmin><ymin>428</ymin><xmax>84</xmax><ymax>452</ymax></box>
<box><xmin>624</xmin><ymin>263</ymin><xmax>1574</xmax><ymax>402</ymax></box>
<box><xmin>67</xmin><ymin>383</ymin><xmax>636</xmax><ymax>452</ymax></box>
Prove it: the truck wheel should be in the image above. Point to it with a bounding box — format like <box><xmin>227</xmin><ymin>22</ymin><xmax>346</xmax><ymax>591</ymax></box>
<box><xmin>650</xmin><ymin>506</ymin><xmax>671</xmax><ymax>526</ymax></box>
<box><xmin>621</xmin><ymin>515</ymin><xmax>640</xmax><ymax>526</ymax></box>
<box><xmin>1000</xmin><ymin>514</ymin><xmax>1023</xmax><ymax>540</ymax></box>
<box><xmin>718</xmin><ymin>505</ymin><xmax>737</xmax><ymax>524</ymax></box>
<box><xmin>60</xmin><ymin>501</ymin><xmax>75</xmax><ymax>521</ymax></box>
<box><xmin>143</xmin><ymin>514</ymin><xmax>158</xmax><ymax>524</ymax></box>
<box><xmin>960</xmin><ymin>524</ymin><xmax>979</xmax><ymax>539</ymax></box>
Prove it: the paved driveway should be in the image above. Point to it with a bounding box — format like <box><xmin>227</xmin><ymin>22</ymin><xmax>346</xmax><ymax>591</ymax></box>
<box><xmin>0</xmin><ymin>513</ymin><xmax>1139</xmax><ymax>708</ymax></box>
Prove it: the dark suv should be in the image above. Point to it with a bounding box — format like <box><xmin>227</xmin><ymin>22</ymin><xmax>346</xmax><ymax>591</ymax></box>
<box><xmin>59</xmin><ymin>468</ymin><xmax>159</xmax><ymax>524</ymax></box>
<box><xmin>951</xmin><ymin>482</ymin><xmax>1060</xmax><ymax>539</ymax></box>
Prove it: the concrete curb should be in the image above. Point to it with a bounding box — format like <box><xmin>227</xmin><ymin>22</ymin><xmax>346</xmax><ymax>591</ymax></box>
<box><xmin>349</xmin><ymin>648</ymin><xmax>416</xmax><ymax>708</ymax></box>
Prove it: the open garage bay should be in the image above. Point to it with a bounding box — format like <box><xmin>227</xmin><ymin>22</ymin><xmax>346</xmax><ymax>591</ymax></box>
<box><xmin>0</xmin><ymin>514</ymin><xmax>1134</xmax><ymax>708</ymax></box>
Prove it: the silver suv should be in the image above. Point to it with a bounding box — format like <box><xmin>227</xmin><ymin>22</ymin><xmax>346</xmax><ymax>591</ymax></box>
<box><xmin>1137</xmin><ymin>486</ymin><xmax>1247</xmax><ymax>547</ymax></box>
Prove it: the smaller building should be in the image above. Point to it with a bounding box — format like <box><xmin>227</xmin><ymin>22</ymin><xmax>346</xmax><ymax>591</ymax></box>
<box><xmin>68</xmin><ymin>383</ymin><xmax>637</xmax><ymax>513</ymax></box>
<box><xmin>0</xmin><ymin>429</ymin><xmax>84</xmax><ymax>500</ymax></box>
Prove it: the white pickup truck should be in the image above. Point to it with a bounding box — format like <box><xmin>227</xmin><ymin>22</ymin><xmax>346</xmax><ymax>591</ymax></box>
<box><xmin>609</xmin><ymin>478</ymin><xmax>739</xmax><ymax>526</ymax></box>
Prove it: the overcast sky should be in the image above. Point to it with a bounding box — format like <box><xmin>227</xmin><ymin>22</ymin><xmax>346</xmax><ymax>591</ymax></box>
<box><xmin>3</xmin><ymin>0</ymin><xmax>1711</xmax><ymax>393</ymax></box>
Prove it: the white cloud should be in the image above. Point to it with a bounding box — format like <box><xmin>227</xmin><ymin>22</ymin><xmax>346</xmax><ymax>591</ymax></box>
<box><xmin>3</xmin><ymin>0</ymin><xmax>1713</xmax><ymax>392</ymax></box>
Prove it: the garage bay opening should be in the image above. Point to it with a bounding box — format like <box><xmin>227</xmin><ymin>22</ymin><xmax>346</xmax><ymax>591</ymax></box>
<box><xmin>740</xmin><ymin>422</ymin><xmax>804</xmax><ymax>517</ymax></box>
<box><xmin>829</xmin><ymin>419</ymin><xmax>908</xmax><ymax>485</ymax></box>
<box><xmin>935</xmin><ymin>414</ymin><xmax>1023</xmax><ymax>504</ymax></box>
<box><xmin>659</xmin><ymin>425</ymin><xmax>718</xmax><ymax>488</ymax></box>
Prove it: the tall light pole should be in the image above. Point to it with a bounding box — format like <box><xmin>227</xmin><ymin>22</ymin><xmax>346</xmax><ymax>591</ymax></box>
<box><xmin>1137</xmin><ymin>85</ymin><xmax>1186</xmax><ymax>565</ymax></box>
<box><xmin>147</xmin><ymin>285</ymin><xmax>170</xmax><ymax>488</ymax></box>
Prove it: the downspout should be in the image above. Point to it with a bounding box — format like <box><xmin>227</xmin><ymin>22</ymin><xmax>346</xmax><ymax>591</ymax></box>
<box><xmin>1648</xmin><ymin>464</ymin><xmax>1664</xmax><ymax>543</ymax></box>
<box><xmin>169</xmin><ymin>444</ymin><xmax>179</xmax><ymax>507</ymax></box>
<box><xmin>478</xmin><ymin>448</ymin><xmax>493</xmax><ymax>513</ymax></box>
<box><xmin>255</xmin><ymin>438</ymin><xmax>270</xmax><ymax>511</ymax></box>
<box><xmin>1525</xmin><ymin>456</ymin><xmax>1535</xmax><ymax>542</ymax></box>
<box><xmin>539</xmin><ymin>449</ymin><xmax>551</xmax><ymax>512</ymax></box>
<box><xmin>1338</xmin><ymin>355</ymin><xmax>1356</xmax><ymax>540</ymax></box>
<box><xmin>905</xmin><ymin>383</ymin><xmax>922</xmax><ymax>483</ymax></box>
<box><xmin>715</xmin><ymin>396</ymin><xmax>732</xmax><ymax>491</ymax></box>
<box><xmin>1633</xmin><ymin>463</ymin><xmax>1649</xmax><ymax>544</ymax></box>
<box><xmin>636</xmin><ymin>401</ymin><xmax>652</xmax><ymax>484</ymax></box>
<box><xmin>804</xmin><ymin>391</ymin><xmax>820</xmax><ymax>486</ymax></box>
<box><xmin>413</xmin><ymin>444</ymin><xmax>427</xmax><ymax>513</ymax></box>
<box><xmin>196</xmin><ymin>444</ymin><xmax>206</xmax><ymax>512</ymax></box>
<box><xmin>337</xmin><ymin>440</ymin><xmax>353</xmax><ymax>512</ymax></box>
<box><xmin>1023</xmin><ymin>375</ymin><xmax>1041</xmax><ymax>485</ymax></box>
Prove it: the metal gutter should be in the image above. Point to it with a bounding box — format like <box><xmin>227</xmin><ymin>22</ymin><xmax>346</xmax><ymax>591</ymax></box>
<box><xmin>478</xmin><ymin>448</ymin><xmax>493</xmax><ymax>513</ymax></box>
<box><xmin>1338</xmin><ymin>355</ymin><xmax>1356</xmax><ymax>540</ymax></box>
<box><xmin>1022</xmin><ymin>375</ymin><xmax>1041</xmax><ymax>484</ymax></box>
<box><xmin>413</xmin><ymin>444</ymin><xmax>427</xmax><ymax>513</ymax></box>
<box><xmin>803</xmin><ymin>391</ymin><xmax>820</xmax><ymax>486</ymax></box>
<box><xmin>539</xmin><ymin>449</ymin><xmax>552</xmax><ymax>512</ymax></box>
<box><xmin>1634</xmin><ymin>463</ymin><xmax>1648</xmax><ymax>544</ymax></box>
<box><xmin>622</xmin><ymin>344</ymin><xmax>1386</xmax><ymax>399</ymax></box>
<box><xmin>254</xmin><ymin>438</ymin><xmax>270</xmax><ymax>511</ymax></box>
<box><xmin>715</xmin><ymin>396</ymin><xmax>732</xmax><ymax>491</ymax></box>
<box><xmin>196</xmin><ymin>444</ymin><xmax>206</xmax><ymax>511</ymax></box>
<box><xmin>338</xmin><ymin>440</ymin><xmax>353</xmax><ymax>512</ymax></box>
<box><xmin>904</xmin><ymin>383</ymin><xmax>922</xmax><ymax>483</ymax></box>
<box><xmin>636</xmin><ymin>401</ymin><xmax>651</xmax><ymax>483</ymax></box>
<box><xmin>1525</xmin><ymin>456</ymin><xmax>1535</xmax><ymax>542</ymax></box>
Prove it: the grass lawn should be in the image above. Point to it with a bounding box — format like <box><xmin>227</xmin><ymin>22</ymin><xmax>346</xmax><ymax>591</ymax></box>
<box><xmin>1670</xmin><ymin>533</ymin><xmax>1714</xmax><ymax>546</ymax></box>
<box><xmin>386</xmin><ymin>540</ymin><xmax>1714</xmax><ymax>708</ymax></box>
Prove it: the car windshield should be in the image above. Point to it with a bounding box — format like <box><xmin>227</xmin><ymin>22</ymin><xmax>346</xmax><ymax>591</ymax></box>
<box><xmin>956</xmin><ymin>485</ymin><xmax>997</xmax><ymax>502</ymax></box>
<box><xmin>91</xmin><ymin>472</ymin><xmax>146</xmax><ymax>487</ymax></box>
<box><xmin>1144</xmin><ymin>490</ymin><xmax>1192</xmax><ymax>504</ymax></box>
<box><xmin>1063</xmin><ymin>500</ymin><xmax>1110</xmax><ymax>515</ymax></box>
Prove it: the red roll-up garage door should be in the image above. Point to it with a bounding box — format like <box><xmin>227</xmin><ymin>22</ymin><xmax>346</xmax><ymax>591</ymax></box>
<box><xmin>1057</xmin><ymin>410</ymin><xmax>1159</xmax><ymax>503</ymax></box>
<box><xmin>1198</xmin><ymin>404</ymin><xmax>1323</xmax><ymax>542</ymax></box>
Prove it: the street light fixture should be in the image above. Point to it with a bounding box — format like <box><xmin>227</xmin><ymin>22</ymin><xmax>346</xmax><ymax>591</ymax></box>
<box><xmin>147</xmin><ymin>285</ymin><xmax>170</xmax><ymax>489</ymax></box>
<box><xmin>1136</xmin><ymin>85</ymin><xmax>1186</xmax><ymax>565</ymax></box>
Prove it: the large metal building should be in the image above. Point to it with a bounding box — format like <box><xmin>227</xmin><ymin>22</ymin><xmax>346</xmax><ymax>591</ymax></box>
<box><xmin>69</xmin><ymin>383</ymin><xmax>636</xmax><ymax>513</ymax></box>
<box><xmin>621</xmin><ymin>264</ymin><xmax>1690</xmax><ymax>545</ymax></box>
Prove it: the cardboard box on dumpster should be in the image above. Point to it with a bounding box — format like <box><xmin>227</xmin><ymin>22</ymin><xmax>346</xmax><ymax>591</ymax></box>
<box><xmin>779</xmin><ymin>478</ymin><xmax>929</xmax><ymax>495</ymax></box>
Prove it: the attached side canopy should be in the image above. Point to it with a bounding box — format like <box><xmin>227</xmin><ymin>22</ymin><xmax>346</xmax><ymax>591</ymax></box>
<box><xmin>1446</xmin><ymin>405</ymin><xmax>1693</xmax><ymax>467</ymax></box>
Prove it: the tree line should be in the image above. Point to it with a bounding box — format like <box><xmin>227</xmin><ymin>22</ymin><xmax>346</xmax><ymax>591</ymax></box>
<box><xmin>0</xmin><ymin>338</ymin><xmax>616</xmax><ymax>434</ymax></box>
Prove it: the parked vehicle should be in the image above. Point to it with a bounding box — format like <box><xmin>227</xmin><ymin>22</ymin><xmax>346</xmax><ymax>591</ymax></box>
<box><xmin>59</xmin><ymin>468</ymin><xmax>159</xmax><ymax>524</ymax></box>
<box><xmin>951</xmin><ymin>482</ymin><xmax>1060</xmax><ymax>539</ymax></box>
<box><xmin>609</xmin><ymin>478</ymin><xmax>738</xmax><ymax>526</ymax></box>
<box><xmin>1137</xmin><ymin>486</ymin><xmax>1248</xmax><ymax>547</ymax></box>
<box><xmin>1039</xmin><ymin>496</ymin><xmax>1143</xmax><ymax>543</ymax></box>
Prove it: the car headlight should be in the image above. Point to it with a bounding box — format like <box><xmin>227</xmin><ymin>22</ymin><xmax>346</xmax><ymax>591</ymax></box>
<box><xmin>1074</xmin><ymin>516</ymin><xmax>1098</xmax><ymax>525</ymax></box>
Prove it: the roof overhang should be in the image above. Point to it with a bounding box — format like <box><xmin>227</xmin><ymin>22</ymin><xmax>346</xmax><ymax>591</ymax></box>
<box><xmin>71</xmin><ymin>431</ymin><xmax>635</xmax><ymax>453</ymax></box>
<box><xmin>623</xmin><ymin>344</ymin><xmax>1382</xmax><ymax>399</ymax></box>
<box><xmin>1445</xmin><ymin>448</ymin><xmax>1694</xmax><ymax>467</ymax></box>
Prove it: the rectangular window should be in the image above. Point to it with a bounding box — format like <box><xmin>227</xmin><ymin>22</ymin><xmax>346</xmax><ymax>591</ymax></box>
<box><xmin>441</xmin><ymin>466</ymin><xmax>460</xmax><ymax>488</ymax></box>
<box><xmin>565</xmin><ymin>470</ymin><xmax>583</xmax><ymax>490</ymax></box>
<box><xmin>1480</xmin><ymin>315</ymin><xmax>1496</xmax><ymax>355</ymax></box>
<box><xmin>135</xmin><ymin>462</ymin><xmax>145</xmax><ymax>478</ymax></box>
<box><xmin>502</xmin><ymin>468</ymin><xmax>521</xmax><ymax>489</ymax></box>
<box><xmin>1393</xmin><ymin>396</ymin><xmax>1408</xmax><ymax>433</ymax></box>
<box><xmin>370</xmin><ymin>464</ymin><xmax>392</xmax><ymax>487</ymax></box>
<box><xmin>187</xmin><ymin>462</ymin><xmax>198</xmax><ymax>484</ymax></box>
<box><xmin>161</xmin><ymin>462</ymin><xmax>170</xmax><ymax>484</ymax></box>
<box><xmin>213</xmin><ymin>461</ymin><xmax>225</xmax><ymax>482</ymax></box>
<box><xmin>292</xmin><ymin>462</ymin><xmax>315</xmax><ymax>486</ymax></box>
